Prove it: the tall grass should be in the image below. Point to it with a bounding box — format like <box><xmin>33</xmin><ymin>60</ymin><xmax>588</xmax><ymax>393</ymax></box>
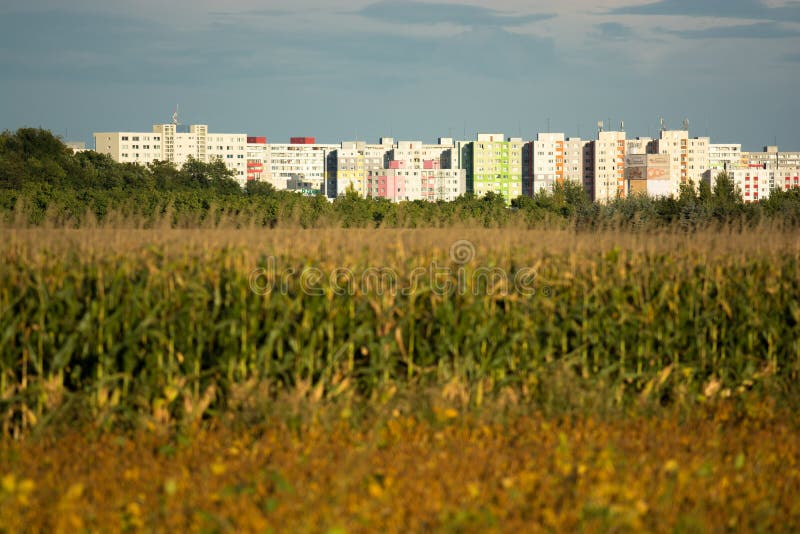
<box><xmin>0</xmin><ymin>228</ymin><xmax>798</xmax><ymax>436</ymax></box>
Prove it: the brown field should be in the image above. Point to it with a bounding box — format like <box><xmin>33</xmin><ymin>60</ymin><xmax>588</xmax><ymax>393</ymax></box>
<box><xmin>2</xmin><ymin>402</ymin><xmax>799</xmax><ymax>532</ymax></box>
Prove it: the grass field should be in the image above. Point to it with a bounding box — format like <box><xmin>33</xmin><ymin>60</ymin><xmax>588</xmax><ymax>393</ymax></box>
<box><xmin>1</xmin><ymin>227</ymin><xmax>799</xmax><ymax>531</ymax></box>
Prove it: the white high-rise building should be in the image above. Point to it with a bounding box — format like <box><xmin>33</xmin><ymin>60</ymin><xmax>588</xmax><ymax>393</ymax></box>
<box><xmin>93</xmin><ymin>124</ymin><xmax>248</xmax><ymax>185</ymax></box>
<box><xmin>265</xmin><ymin>138</ymin><xmax>337</xmax><ymax>194</ymax></box>
<box><xmin>652</xmin><ymin>130</ymin><xmax>710</xmax><ymax>194</ymax></box>
<box><xmin>590</xmin><ymin>130</ymin><xmax>627</xmax><ymax>203</ymax></box>
<box><xmin>745</xmin><ymin>146</ymin><xmax>800</xmax><ymax>170</ymax></box>
<box><xmin>532</xmin><ymin>133</ymin><xmax>565</xmax><ymax>194</ymax></box>
<box><xmin>730</xmin><ymin>169</ymin><xmax>777</xmax><ymax>203</ymax></box>
<box><xmin>705</xmin><ymin>143</ymin><xmax>745</xmax><ymax>187</ymax></box>
<box><xmin>563</xmin><ymin>138</ymin><xmax>589</xmax><ymax>187</ymax></box>
<box><xmin>709</xmin><ymin>144</ymin><xmax>744</xmax><ymax>173</ymax></box>
<box><xmin>626</xmin><ymin>137</ymin><xmax>653</xmax><ymax>156</ymax></box>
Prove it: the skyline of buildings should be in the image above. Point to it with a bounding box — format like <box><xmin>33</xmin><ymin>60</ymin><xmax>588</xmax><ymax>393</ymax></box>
<box><xmin>90</xmin><ymin>120</ymin><xmax>800</xmax><ymax>205</ymax></box>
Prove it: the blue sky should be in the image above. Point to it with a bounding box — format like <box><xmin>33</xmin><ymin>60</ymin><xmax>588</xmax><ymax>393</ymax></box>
<box><xmin>1</xmin><ymin>0</ymin><xmax>798</xmax><ymax>150</ymax></box>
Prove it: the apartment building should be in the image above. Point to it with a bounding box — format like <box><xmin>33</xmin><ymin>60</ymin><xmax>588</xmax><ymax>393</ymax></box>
<box><xmin>523</xmin><ymin>136</ymin><xmax>594</xmax><ymax>198</ymax></box>
<box><xmin>265</xmin><ymin>137</ymin><xmax>337</xmax><ymax>194</ymax></box>
<box><xmin>709</xmin><ymin>144</ymin><xmax>745</xmax><ymax>172</ymax></box>
<box><xmin>563</xmin><ymin>138</ymin><xmax>590</xmax><ymax>188</ymax></box>
<box><xmin>333</xmin><ymin>139</ymin><xmax>394</xmax><ymax>198</ymax></box>
<box><xmin>589</xmin><ymin>130</ymin><xmax>627</xmax><ymax>203</ymax></box>
<box><xmin>773</xmin><ymin>168</ymin><xmax>800</xmax><ymax>193</ymax></box>
<box><xmin>626</xmin><ymin>137</ymin><xmax>653</xmax><ymax>156</ymax></box>
<box><xmin>651</xmin><ymin>130</ymin><xmax>710</xmax><ymax>194</ymax></box>
<box><xmin>246</xmin><ymin>137</ymin><xmax>269</xmax><ymax>183</ymax></box>
<box><xmin>93</xmin><ymin>124</ymin><xmax>248</xmax><ymax>185</ymax></box>
<box><xmin>65</xmin><ymin>142</ymin><xmax>88</xmax><ymax>154</ymax></box>
<box><xmin>530</xmin><ymin>133</ymin><xmax>565</xmax><ymax>195</ymax></box>
<box><xmin>459</xmin><ymin>133</ymin><xmax>523</xmax><ymax>203</ymax></box>
<box><xmin>730</xmin><ymin>169</ymin><xmax>773</xmax><ymax>203</ymax></box>
<box><xmin>330</xmin><ymin>137</ymin><xmax>465</xmax><ymax>200</ymax></box>
<box><xmin>703</xmin><ymin>143</ymin><xmax>745</xmax><ymax>187</ymax></box>
<box><xmin>626</xmin><ymin>154</ymin><xmax>671</xmax><ymax>198</ymax></box>
<box><xmin>391</xmin><ymin>139</ymin><xmax>456</xmax><ymax>169</ymax></box>
<box><xmin>726</xmin><ymin>167</ymin><xmax>800</xmax><ymax>203</ymax></box>
<box><xmin>333</xmin><ymin>142</ymin><xmax>367</xmax><ymax>198</ymax></box>
<box><xmin>366</xmin><ymin>159</ymin><xmax>466</xmax><ymax>202</ymax></box>
<box><xmin>745</xmin><ymin>146</ymin><xmax>800</xmax><ymax>170</ymax></box>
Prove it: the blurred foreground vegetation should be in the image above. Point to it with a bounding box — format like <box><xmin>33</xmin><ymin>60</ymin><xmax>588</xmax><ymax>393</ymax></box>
<box><xmin>2</xmin><ymin>402</ymin><xmax>799</xmax><ymax>532</ymax></box>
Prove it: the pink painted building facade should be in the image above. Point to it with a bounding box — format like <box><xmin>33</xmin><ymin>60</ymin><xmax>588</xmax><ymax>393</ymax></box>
<box><xmin>367</xmin><ymin>159</ymin><xmax>465</xmax><ymax>202</ymax></box>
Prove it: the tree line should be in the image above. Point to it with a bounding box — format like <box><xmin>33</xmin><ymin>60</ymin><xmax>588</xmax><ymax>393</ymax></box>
<box><xmin>2</xmin><ymin>128</ymin><xmax>799</xmax><ymax>229</ymax></box>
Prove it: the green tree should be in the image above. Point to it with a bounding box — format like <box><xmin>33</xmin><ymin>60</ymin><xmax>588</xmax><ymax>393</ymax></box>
<box><xmin>245</xmin><ymin>180</ymin><xmax>275</xmax><ymax>196</ymax></box>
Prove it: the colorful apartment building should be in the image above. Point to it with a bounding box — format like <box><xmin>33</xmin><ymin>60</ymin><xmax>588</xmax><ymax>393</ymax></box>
<box><xmin>459</xmin><ymin>133</ymin><xmax>523</xmax><ymax>203</ymax></box>
<box><xmin>333</xmin><ymin>139</ymin><xmax>394</xmax><ymax>197</ymax></box>
<box><xmin>246</xmin><ymin>136</ymin><xmax>268</xmax><ymax>182</ymax></box>
<box><xmin>366</xmin><ymin>159</ymin><xmax>466</xmax><ymax>202</ymax></box>
<box><xmin>332</xmin><ymin>138</ymin><xmax>463</xmax><ymax>200</ymax></box>
<box><xmin>93</xmin><ymin>117</ymin><xmax>800</xmax><ymax>203</ymax></box>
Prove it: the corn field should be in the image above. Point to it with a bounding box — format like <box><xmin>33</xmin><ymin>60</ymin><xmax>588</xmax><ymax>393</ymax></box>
<box><xmin>1</xmin><ymin>227</ymin><xmax>799</xmax><ymax>531</ymax></box>
<box><xmin>1</xmin><ymin>228</ymin><xmax>798</xmax><ymax>432</ymax></box>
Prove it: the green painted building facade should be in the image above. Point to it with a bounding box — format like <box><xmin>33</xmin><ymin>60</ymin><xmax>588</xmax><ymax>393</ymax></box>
<box><xmin>457</xmin><ymin>134</ymin><xmax>523</xmax><ymax>204</ymax></box>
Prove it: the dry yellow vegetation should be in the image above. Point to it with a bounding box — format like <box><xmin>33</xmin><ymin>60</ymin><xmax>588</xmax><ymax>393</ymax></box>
<box><xmin>2</xmin><ymin>402</ymin><xmax>799</xmax><ymax>532</ymax></box>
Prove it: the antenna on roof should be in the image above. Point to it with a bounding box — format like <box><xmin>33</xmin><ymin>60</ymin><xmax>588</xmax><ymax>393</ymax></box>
<box><xmin>659</xmin><ymin>117</ymin><xmax>666</xmax><ymax>132</ymax></box>
<box><xmin>172</xmin><ymin>105</ymin><xmax>180</xmax><ymax>126</ymax></box>
<box><xmin>683</xmin><ymin>118</ymin><xmax>689</xmax><ymax>131</ymax></box>
<box><xmin>620</xmin><ymin>120</ymin><xmax>625</xmax><ymax>132</ymax></box>
<box><xmin>597</xmin><ymin>120</ymin><xmax>604</xmax><ymax>133</ymax></box>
